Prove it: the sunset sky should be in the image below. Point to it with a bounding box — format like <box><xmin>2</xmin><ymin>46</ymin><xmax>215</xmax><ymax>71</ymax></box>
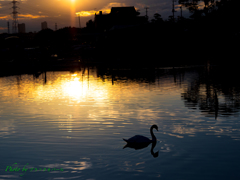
<box><xmin>0</xmin><ymin>0</ymin><xmax>203</xmax><ymax>33</ymax></box>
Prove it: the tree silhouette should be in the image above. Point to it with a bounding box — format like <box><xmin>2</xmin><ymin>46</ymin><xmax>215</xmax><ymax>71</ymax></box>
<box><xmin>151</xmin><ymin>13</ymin><xmax>163</xmax><ymax>23</ymax></box>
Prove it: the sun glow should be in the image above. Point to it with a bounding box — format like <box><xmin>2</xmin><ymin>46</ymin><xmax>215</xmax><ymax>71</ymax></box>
<box><xmin>0</xmin><ymin>71</ymin><xmax>109</xmax><ymax>104</ymax></box>
<box><xmin>76</xmin><ymin>11</ymin><xmax>97</xmax><ymax>17</ymax></box>
<box><xmin>70</xmin><ymin>0</ymin><xmax>76</xmax><ymax>27</ymax></box>
<box><xmin>75</xmin><ymin>2</ymin><xmax>128</xmax><ymax>17</ymax></box>
<box><xmin>62</xmin><ymin>76</ymin><xmax>87</xmax><ymax>100</ymax></box>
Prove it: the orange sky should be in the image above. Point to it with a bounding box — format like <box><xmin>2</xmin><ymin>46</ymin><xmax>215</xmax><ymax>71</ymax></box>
<box><xmin>0</xmin><ymin>0</ymin><xmax>194</xmax><ymax>33</ymax></box>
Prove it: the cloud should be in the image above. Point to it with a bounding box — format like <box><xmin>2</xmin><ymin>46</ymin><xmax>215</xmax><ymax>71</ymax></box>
<box><xmin>75</xmin><ymin>2</ymin><xmax>131</xmax><ymax>17</ymax></box>
<box><xmin>0</xmin><ymin>27</ymin><xmax>7</xmax><ymax>30</ymax></box>
<box><xmin>0</xmin><ymin>13</ymin><xmax>47</xmax><ymax>20</ymax></box>
<box><xmin>100</xmin><ymin>2</ymin><xmax>128</xmax><ymax>13</ymax></box>
<box><xmin>76</xmin><ymin>10</ymin><xmax>96</xmax><ymax>17</ymax></box>
<box><xmin>0</xmin><ymin>15</ymin><xmax>11</xmax><ymax>20</ymax></box>
<box><xmin>18</xmin><ymin>14</ymin><xmax>48</xmax><ymax>19</ymax></box>
<box><xmin>135</xmin><ymin>3</ymin><xmax>148</xmax><ymax>9</ymax></box>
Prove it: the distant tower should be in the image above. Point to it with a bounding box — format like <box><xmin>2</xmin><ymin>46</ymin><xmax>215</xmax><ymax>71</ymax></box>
<box><xmin>11</xmin><ymin>0</ymin><xmax>19</xmax><ymax>34</ymax></box>
<box><xmin>41</xmin><ymin>21</ymin><xmax>48</xmax><ymax>30</ymax></box>
<box><xmin>55</xmin><ymin>23</ymin><xmax>57</xmax><ymax>31</ymax></box>
<box><xmin>18</xmin><ymin>23</ymin><xmax>25</xmax><ymax>33</ymax></box>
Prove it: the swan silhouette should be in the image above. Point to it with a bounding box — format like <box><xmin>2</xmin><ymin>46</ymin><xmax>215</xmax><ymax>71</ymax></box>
<box><xmin>123</xmin><ymin>124</ymin><xmax>158</xmax><ymax>144</ymax></box>
<box><xmin>123</xmin><ymin>125</ymin><xmax>159</xmax><ymax>158</ymax></box>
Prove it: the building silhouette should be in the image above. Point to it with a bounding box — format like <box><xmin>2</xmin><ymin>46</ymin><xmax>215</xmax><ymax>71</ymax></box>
<box><xmin>18</xmin><ymin>23</ymin><xmax>25</xmax><ymax>33</ymax></box>
<box><xmin>41</xmin><ymin>21</ymin><xmax>48</xmax><ymax>30</ymax></box>
<box><xmin>93</xmin><ymin>6</ymin><xmax>147</xmax><ymax>31</ymax></box>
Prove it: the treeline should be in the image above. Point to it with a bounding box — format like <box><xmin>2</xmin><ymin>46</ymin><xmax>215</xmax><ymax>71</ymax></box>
<box><xmin>2</xmin><ymin>0</ymin><xmax>239</xmax><ymax>67</ymax></box>
<box><xmin>95</xmin><ymin>0</ymin><xmax>240</xmax><ymax>66</ymax></box>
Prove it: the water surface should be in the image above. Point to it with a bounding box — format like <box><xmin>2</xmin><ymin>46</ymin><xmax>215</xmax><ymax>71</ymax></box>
<box><xmin>1</xmin><ymin>66</ymin><xmax>240</xmax><ymax>180</ymax></box>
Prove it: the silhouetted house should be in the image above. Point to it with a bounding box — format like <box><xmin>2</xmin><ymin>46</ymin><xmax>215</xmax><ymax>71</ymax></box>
<box><xmin>86</xmin><ymin>20</ymin><xmax>94</xmax><ymax>29</ymax></box>
<box><xmin>93</xmin><ymin>6</ymin><xmax>147</xmax><ymax>31</ymax></box>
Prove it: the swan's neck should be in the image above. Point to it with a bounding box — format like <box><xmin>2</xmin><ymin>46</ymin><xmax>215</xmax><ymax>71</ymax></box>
<box><xmin>151</xmin><ymin>141</ymin><xmax>156</xmax><ymax>151</ymax></box>
<box><xmin>151</xmin><ymin>141</ymin><xmax>159</xmax><ymax>158</ymax></box>
<box><xmin>150</xmin><ymin>127</ymin><xmax>156</xmax><ymax>141</ymax></box>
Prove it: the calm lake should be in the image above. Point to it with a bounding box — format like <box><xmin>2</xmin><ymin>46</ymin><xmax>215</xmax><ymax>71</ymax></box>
<box><xmin>0</xmin><ymin>65</ymin><xmax>240</xmax><ymax>180</ymax></box>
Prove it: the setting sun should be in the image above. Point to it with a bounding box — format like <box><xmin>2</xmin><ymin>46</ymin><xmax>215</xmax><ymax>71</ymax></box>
<box><xmin>70</xmin><ymin>0</ymin><xmax>76</xmax><ymax>27</ymax></box>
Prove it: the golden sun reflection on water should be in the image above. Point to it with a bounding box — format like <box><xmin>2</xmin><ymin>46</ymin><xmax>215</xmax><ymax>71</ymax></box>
<box><xmin>0</xmin><ymin>69</ymin><xmax>180</xmax><ymax>107</ymax></box>
<box><xmin>8</xmin><ymin>71</ymin><xmax>109</xmax><ymax>104</ymax></box>
<box><xmin>61</xmin><ymin>75</ymin><xmax>108</xmax><ymax>102</ymax></box>
<box><xmin>0</xmin><ymin>68</ymin><xmax>240</xmax><ymax>140</ymax></box>
<box><xmin>2</xmin><ymin>68</ymin><xmax>239</xmax><ymax>140</ymax></box>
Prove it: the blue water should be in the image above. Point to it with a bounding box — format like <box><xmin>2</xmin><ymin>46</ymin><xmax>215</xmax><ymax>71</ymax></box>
<box><xmin>0</xmin><ymin>66</ymin><xmax>240</xmax><ymax>180</ymax></box>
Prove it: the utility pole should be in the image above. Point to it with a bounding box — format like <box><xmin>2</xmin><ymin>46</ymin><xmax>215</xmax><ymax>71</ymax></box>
<box><xmin>172</xmin><ymin>0</ymin><xmax>177</xmax><ymax>22</ymax></box>
<box><xmin>144</xmin><ymin>7</ymin><xmax>149</xmax><ymax>18</ymax></box>
<box><xmin>7</xmin><ymin>22</ymin><xmax>10</xmax><ymax>34</ymax></box>
<box><xmin>11</xmin><ymin>0</ymin><xmax>19</xmax><ymax>34</ymax></box>
<box><xmin>77</xmin><ymin>14</ymin><xmax>81</xmax><ymax>28</ymax></box>
<box><xmin>180</xmin><ymin>6</ymin><xmax>182</xmax><ymax>18</ymax></box>
<box><xmin>55</xmin><ymin>23</ymin><xmax>57</xmax><ymax>31</ymax></box>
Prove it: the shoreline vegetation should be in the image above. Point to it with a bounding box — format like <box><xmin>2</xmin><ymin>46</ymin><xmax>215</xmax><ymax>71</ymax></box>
<box><xmin>0</xmin><ymin>0</ymin><xmax>239</xmax><ymax>75</ymax></box>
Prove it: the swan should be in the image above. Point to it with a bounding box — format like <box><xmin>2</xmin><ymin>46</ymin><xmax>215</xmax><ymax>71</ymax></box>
<box><xmin>123</xmin><ymin>137</ymin><xmax>159</xmax><ymax>158</ymax></box>
<box><xmin>123</xmin><ymin>124</ymin><xmax>158</xmax><ymax>145</ymax></box>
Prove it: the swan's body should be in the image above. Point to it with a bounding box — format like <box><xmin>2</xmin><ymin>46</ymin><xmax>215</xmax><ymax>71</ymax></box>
<box><xmin>123</xmin><ymin>135</ymin><xmax>151</xmax><ymax>143</ymax></box>
<box><xmin>123</xmin><ymin>125</ymin><xmax>158</xmax><ymax>149</ymax></box>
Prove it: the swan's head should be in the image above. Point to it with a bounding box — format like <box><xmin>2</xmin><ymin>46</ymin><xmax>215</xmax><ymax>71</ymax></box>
<box><xmin>152</xmin><ymin>124</ymin><xmax>158</xmax><ymax>131</ymax></box>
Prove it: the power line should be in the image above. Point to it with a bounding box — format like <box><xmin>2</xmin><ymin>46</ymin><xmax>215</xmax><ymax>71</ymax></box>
<box><xmin>19</xmin><ymin>2</ymin><xmax>74</xmax><ymax>20</ymax></box>
<box><xmin>2</xmin><ymin>1</ymin><xmax>88</xmax><ymax>31</ymax></box>
<box><xmin>18</xmin><ymin>3</ymin><xmax>75</xmax><ymax>28</ymax></box>
<box><xmin>0</xmin><ymin>1</ymin><xmax>12</xmax><ymax>7</ymax></box>
<box><xmin>17</xmin><ymin>4</ymin><xmax>72</xmax><ymax>29</ymax></box>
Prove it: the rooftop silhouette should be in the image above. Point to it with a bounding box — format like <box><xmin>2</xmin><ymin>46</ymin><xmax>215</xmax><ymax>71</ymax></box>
<box><xmin>93</xmin><ymin>6</ymin><xmax>147</xmax><ymax>31</ymax></box>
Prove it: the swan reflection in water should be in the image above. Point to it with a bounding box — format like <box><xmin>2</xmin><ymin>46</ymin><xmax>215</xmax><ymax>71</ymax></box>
<box><xmin>123</xmin><ymin>125</ymin><xmax>159</xmax><ymax>158</ymax></box>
